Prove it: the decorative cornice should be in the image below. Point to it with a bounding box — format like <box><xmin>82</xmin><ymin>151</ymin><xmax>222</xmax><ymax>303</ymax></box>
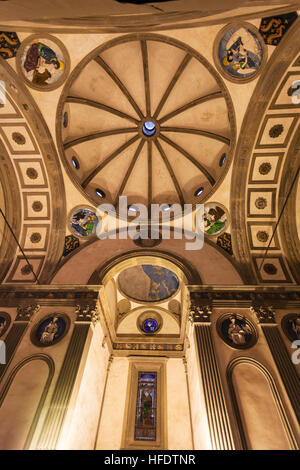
<box><xmin>0</xmin><ymin>4</ymin><xmax>297</xmax><ymax>34</ymax></box>
<box><xmin>16</xmin><ymin>304</ymin><xmax>40</xmax><ymax>322</ymax></box>
<box><xmin>0</xmin><ymin>286</ymin><xmax>100</xmax><ymax>306</ymax></box>
<box><xmin>250</xmin><ymin>305</ymin><xmax>276</xmax><ymax>324</ymax></box>
<box><xmin>190</xmin><ymin>287</ymin><xmax>300</xmax><ymax>308</ymax></box>
<box><xmin>0</xmin><ymin>286</ymin><xmax>299</xmax><ymax>308</ymax></box>
<box><xmin>75</xmin><ymin>304</ymin><xmax>100</xmax><ymax>324</ymax></box>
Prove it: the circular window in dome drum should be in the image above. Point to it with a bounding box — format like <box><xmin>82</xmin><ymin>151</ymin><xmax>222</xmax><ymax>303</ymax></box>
<box><xmin>57</xmin><ymin>34</ymin><xmax>235</xmax><ymax>213</ymax></box>
<box><xmin>72</xmin><ymin>156</ymin><xmax>80</xmax><ymax>169</ymax></box>
<box><xmin>194</xmin><ymin>187</ymin><xmax>204</xmax><ymax>197</ymax></box>
<box><xmin>219</xmin><ymin>153</ymin><xmax>226</xmax><ymax>166</ymax></box>
<box><xmin>96</xmin><ymin>188</ymin><xmax>106</xmax><ymax>198</ymax></box>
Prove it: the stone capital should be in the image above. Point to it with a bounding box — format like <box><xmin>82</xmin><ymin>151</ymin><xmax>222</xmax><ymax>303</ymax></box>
<box><xmin>75</xmin><ymin>303</ymin><xmax>100</xmax><ymax>324</ymax></box>
<box><xmin>16</xmin><ymin>304</ymin><xmax>40</xmax><ymax>321</ymax></box>
<box><xmin>189</xmin><ymin>304</ymin><xmax>212</xmax><ymax>323</ymax></box>
<box><xmin>250</xmin><ymin>305</ymin><xmax>276</xmax><ymax>324</ymax></box>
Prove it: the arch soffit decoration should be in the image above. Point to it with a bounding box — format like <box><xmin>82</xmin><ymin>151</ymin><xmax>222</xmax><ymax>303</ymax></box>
<box><xmin>0</xmin><ymin>57</ymin><xmax>66</xmax><ymax>284</ymax></box>
<box><xmin>231</xmin><ymin>17</ymin><xmax>300</xmax><ymax>285</ymax></box>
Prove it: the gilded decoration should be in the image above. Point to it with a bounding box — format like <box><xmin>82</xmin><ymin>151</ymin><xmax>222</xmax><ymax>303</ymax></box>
<box><xmin>0</xmin><ymin>32</ymin><xmax>20</xmax><ymax>59</ymax></box>
<box><xmin>259</xmin><ymin>12</ymin><xmax>298</xmax><ymax>46</ymax></box>
<box><xmin>63</xmin><ymin>235</ymin><xmax>80</xmax><ymax>257</ymax></box>
<box><xmin>217</xmin><ymin>232</ymin><xmax>233</xmax><ymax>255</ymax></box>
<box><xmin>113</xmin><ymin>343</ymin><xmax>183</xmax><ymax>351</ymax></box>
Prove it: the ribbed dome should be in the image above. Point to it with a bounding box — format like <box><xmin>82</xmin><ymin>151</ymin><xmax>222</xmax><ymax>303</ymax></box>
<box><xmin>58</xmin><ymin>34</ymin><xmax>235</xmax><ymax>210</ymax></box>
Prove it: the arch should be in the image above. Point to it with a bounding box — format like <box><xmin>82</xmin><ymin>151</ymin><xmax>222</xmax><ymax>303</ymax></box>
<box><xmin>0</xmin><ymin>354</ymin><xmax>55</xmax><ymax>449</ymax></box>
<box><xmin>50</xmin><ymin>226</ymin><xmax>245</xmax><ymax>286</ymax></box>
<box><xmin>0</xmin><ymin>56</ymin><xmax>66</xmax><ymax>284</ymax></box>
<box><xmin>0</xmin><ymin>137</ymin><xmax>22</xmax><ymax>283</ymax></box>
<box><xmin>227</xmin><ymin>357</ymin><xmax>298</xmax><ymax>450</ymax></box>
<box><xmin>230</xmin><ymin>17</ymin><xmax>300</xmax><ymax>284</ymax></box>
<box><xmin>88</xmin><ymin>249</ymin><xmax>201</xmax><ymax>285</ymax></box>
<box><xmin>278</xmin><ymin>126</ymin><xmax>300</xmax><ymax>284</ymax></box>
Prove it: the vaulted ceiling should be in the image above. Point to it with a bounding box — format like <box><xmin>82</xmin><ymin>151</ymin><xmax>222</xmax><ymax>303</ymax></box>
<box><xmin>59</xmin><ymin>34</ymin><xmax>234</xmax><ymax>209</ymax></box>
<box><xmin>0</xmin><ymin>4</ymin><xmax>299</xmax><ymax>287</ymax></box>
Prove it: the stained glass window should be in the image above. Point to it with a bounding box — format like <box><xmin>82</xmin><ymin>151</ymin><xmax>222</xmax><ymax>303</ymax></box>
<box><xmin>134</xmin><ymin>372</ymin><xmax>157</xmax><ymax>441</ymax></box>
<box><xmin>142</xmin><ymin>318</ymin><xmax>158</xmax><ymax>333</ymax></box>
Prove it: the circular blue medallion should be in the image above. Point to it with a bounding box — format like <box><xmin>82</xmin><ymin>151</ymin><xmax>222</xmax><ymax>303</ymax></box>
<box><xmin>142</xmin><ymin>121</ymin><xmax>156</xmax><ymax>137</ymax></box>
<box><xmin>142</xmin><ymin>318</ymin><xmax>158</xmax><ymax>333</ymax></box>
<box><xmin>35</xmin><ymin>315</ymin><xmax>68</xmax><ymax>346</ymax></box>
